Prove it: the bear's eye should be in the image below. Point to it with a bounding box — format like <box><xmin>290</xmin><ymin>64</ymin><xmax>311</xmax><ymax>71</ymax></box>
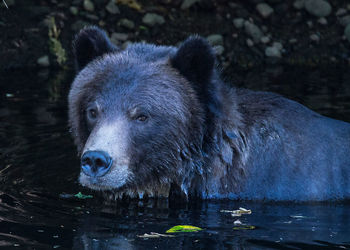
<box><xmin>87</xmin><ymin>107</ymin><xmax>98</xmax><ymax>120</ymax></box>
<box><xmin>136</xmin><ymin>115</ymin><xmax>148</xmax><ymax>122</ymax></box>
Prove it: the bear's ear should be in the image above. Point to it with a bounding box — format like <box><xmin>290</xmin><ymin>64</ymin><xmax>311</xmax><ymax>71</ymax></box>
<box><xmin>73</xmin><ymin>26</ymin><xmax>118</xmax><ymax>72</ymax></box>
<box><xmin>171</xmin><ymin>36</ymin><xmax>216</xmax><ymax>85</ymax></box>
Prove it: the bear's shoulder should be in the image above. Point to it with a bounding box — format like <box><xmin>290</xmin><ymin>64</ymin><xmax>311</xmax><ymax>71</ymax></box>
<box><xmin>235</xmin><ymin>88</ymin><xmax>320</xmax><ymax>120</ymax></box>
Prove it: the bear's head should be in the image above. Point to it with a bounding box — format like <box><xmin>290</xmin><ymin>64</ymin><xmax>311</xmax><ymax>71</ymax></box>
<box><xmin>68</xmin><ymin>27</ymin><xmax>221</xmax><ymax>198</ymax></box>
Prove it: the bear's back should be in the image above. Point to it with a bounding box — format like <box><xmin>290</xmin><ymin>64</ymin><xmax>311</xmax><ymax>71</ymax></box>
<box><xmin>234</xmin><ymin>89</ymin><xmax>350</xmax><ymax>200</ymax></box>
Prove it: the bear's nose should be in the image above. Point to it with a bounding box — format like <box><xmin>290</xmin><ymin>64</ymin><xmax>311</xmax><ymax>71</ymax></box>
<box><xmin>81</xmin><ymin>150</ymin><xmax>112</xmax><ymax>177</ymax></box>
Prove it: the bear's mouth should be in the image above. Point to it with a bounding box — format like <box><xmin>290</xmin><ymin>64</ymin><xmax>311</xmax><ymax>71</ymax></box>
<box><xmin>78</xmin><ymin>163</ymin><xmax>132</xmax><ymax>191</ymax></box>
<box><xmin>79</xmin><ymin>171</ymin><xmax>174</xmax><ymax>199</ymax></box>
<box><xmin>79</xmin><ymin>174</ymin><xmax>117</xmax><ymax>191</ymax></box>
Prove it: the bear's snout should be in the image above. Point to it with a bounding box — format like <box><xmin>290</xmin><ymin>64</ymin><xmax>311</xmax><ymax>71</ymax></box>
<box><xmin>81</xmin><ymin>150</ymin><xmax>113</xmax><ymax>177</ymax></box>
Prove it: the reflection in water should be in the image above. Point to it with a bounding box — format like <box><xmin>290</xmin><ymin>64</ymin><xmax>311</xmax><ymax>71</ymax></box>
<box><xmin>0</xmin><ymin>67</ymin><xmax>349</xmax><ymax>249</ymax></box>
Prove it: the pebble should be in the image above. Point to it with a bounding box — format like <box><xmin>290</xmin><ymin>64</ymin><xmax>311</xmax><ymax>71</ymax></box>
<box><xmin>244</xmin><ymin>21</ymin><xmax>263</xmax><ymax>43</ymax></box>
<box><xmin>273</xmin><ymin>42</ymin><xmax>283</xmax><ymax>50</ymax></box>
<box><xmin>37</xmin><ymin>55</ymin><xmax>50</xmax><ymax>67</ymax></box>
<box><xmin>317</xmin><ymin>17</ymin><xmax>327</xmax><ymax>25</ymax></box>
<box><xmin>83</xmin><ymin>0</ymin><xmax>94</xmax><ymax>12</ymax></box>
<box><xmin>289</xmin><ymin>38</ymin><xmax>298</xmax><ymax>43</ymax></box>
<box><xmin>181</xmin><ymin>0</ymin><xmax>200</xmax><ymax>10</ymax></box>
<box><xmin>246</xmin><ymin>38</ymin><xmax>254</xmax><ymax>47</ymax></box>
<box><xmin>339</xmin><ymin>15</ymin><xmax>350</xmax><ymax>26</ymax></box>
<box><xmin>265</xmin><ymin>46</ymin><xmax>281</xmax><ymax>58</ymax></box>
<box><xmin>307</xmin><ymin>20</ymin><xmax>313</xmax><ymax>28</ymax></box>
<box><xmin>260</xmin><ymin>36</ymin><xmax>270</xmax><ymax>44</ymax></box>
<box><xmin>293</xmin><ymin>0</ymin><xmax>305</xmax><ymax>10</ymax></box>
<box><xmin>106</xmin><ymin>0</ymin><xmax>120</xmax><ymax>14</ymax></box>
<box><xmin>142</xmin><ymin>13</ymin><xmax>165</xmax><ymax>26</ymax></box>
<box><xmin>69</xmin><ymin>6</ymin><xmax>78</xmax><ymax>15</ymax></box>
<box><xmin>344</xmin><ymin>24</ymin><xmax>350</xmax><ymax>42</ymax></box>
<box><xmin>111</xmin><ymin>32</ymin><xmax>129</xmax><ymax>42</ymax></box>
<box><xmin>310</xmin><ymin>33</ymin><xmax>320</xmax><ymax>42</ymax></box>
<box><xmin>119</xmin><ymin>18</ymin><xmax>135</xmax><ymax>29</ymax></box>
<box><xmin>256</xmin><ymin>3</ymin><xmax>274</xmax><ymax>18</ymax></box>
<box><xmin>304</xmin><ymin>0</ymin><xmax>332</xmax><ymax>17</ymax></box>
<box><xmin>335</xmin><ymin>8</ymin><xmax>347</xmax><ymax>16</ymax></box>
<box><xmin>265</xmin><ymin>42</ymin><xmax>283</xmax><ymax>58</ymax></box>
<box><xmin>71</xmin><ymin>20</ymin><xmax>90</xmax><ymax>32</ymax></box>
<box><xmin>206</xmin><ymin>34</ymin><xmax>224</xmax><ymax>46</ymax></box>
<box><xmin>228</xmin><ymin>3</ymin><xmax>238</xmax><ymax>9</ymax></box>
<box><xmin>85</xmin><ymin>14</ymin><xmax>99</xmax><ymax>20</ymax></box>
<box><xmin>233</xmin><ymin>18</ymin><xmax>244</xmax><ymax>29</ymax></box>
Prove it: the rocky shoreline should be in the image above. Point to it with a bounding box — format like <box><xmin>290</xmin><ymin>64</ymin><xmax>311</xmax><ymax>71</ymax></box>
<box><xmin>1</xmin><ymin>0</ymin><xmax>350</xmax><ymax>73</ymax></box>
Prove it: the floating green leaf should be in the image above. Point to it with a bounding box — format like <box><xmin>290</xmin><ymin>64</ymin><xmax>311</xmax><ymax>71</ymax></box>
<box><xmin>166</xmin><ymin>225</ymin><xmax>202</xmax><ymax>233</ymax></box>
<box><xmin>74</xmin><ymin>192</ymin><xmax>93</xmax><ymax>199</ymax></box>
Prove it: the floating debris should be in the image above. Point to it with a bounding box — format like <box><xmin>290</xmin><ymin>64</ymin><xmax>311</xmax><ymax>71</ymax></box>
<box><xmin>166</xmin><ymin>225</ymin><xmax>203</xmax><ymax>233</ymax></box>
<box><xmin>0</xmin><ymin>164</ymin><xmax>12</xmax><ymax>175</ymax></box>
<box><xmin>233</xmin><ymin>225</ymin><xmax>256</xmax><ymax>230</ymax></box>
<box><xmin>137</xmin><ymin>232</ymin><xmax>175</xmax><ymax>238</ymax></box>
<box><xmin>74</xmin><ymin>192</ymin><xmax>93</xmax><ymax>199</ymax></box>
<box><xmin>290</xmin><ymin>215</ymin><xmax>307</xmax><ymax>219</ymax></box>
<box><xmin>59</xmin><ymin>193</ymin><xmax>74</xmax><ymax>199</ymax></box>
<box><xmin>220</xmin><ymin>207</ymin><xmax>252</xmax><ymax>217</ymax></box>
<box><xmin>234</xmin><ymin>220</ymin><xmax>242</xmax><ymax>225</ymax></box>
<box><xmin>60</xmin><ymin>192</ymin><xmax>93</xmax><ymax>200</ymax></box>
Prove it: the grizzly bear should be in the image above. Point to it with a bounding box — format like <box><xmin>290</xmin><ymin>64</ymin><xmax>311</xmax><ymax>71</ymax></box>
<box><xmin>68</xmin><ymin>27</ymin><xmax>350</xmax><ymax>201</ymax></box>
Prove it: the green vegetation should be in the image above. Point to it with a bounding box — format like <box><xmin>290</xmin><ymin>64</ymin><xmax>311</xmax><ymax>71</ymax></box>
<box><xmin>166</xmin><ymin>225</ymin><xmax>203</xmax><ymax>233</ymax></box>
<box><xmin>48</xmin><ymin>17</ymin><xmax>66</xmax><ymax>67</ymax></box>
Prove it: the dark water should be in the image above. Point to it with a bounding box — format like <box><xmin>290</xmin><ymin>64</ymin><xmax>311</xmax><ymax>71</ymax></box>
<box><xmin>0</xmin><ymin>66</ymin><xmax>350</xmax><ymax>249</ymax></box>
